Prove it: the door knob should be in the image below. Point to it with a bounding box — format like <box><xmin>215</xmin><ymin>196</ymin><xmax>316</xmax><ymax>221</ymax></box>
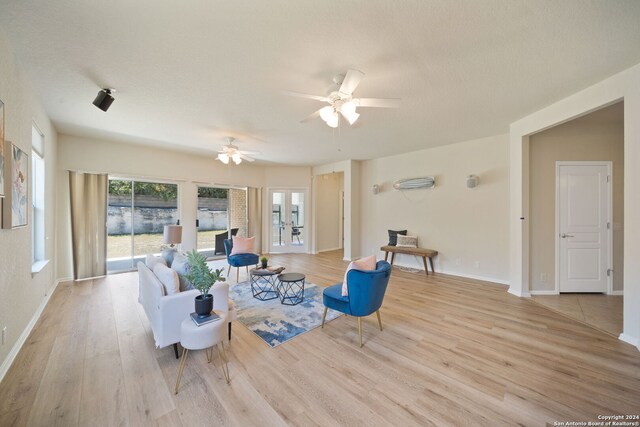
<box><xmin>560</xmin><ymin>233</ymin><xmax>574</xmax><ymax>238</ymax></box>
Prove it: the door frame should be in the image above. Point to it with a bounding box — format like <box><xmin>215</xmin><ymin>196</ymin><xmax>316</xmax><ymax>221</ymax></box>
<box><xmin>554</xmin><ymin>161</ymin><xmax>613</xmax><ymax>294</ymax></box>
<box><xmin>267</xmin><ymin>187</ymin><xmax>309</xmax><ymax>253</ymax></box>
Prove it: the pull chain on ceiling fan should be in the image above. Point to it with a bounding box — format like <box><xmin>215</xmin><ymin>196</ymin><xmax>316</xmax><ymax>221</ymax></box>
<box><xmin>284</xmin><ymin>69</ymin><xmax>401</xmax><ymax>128</ymax></box>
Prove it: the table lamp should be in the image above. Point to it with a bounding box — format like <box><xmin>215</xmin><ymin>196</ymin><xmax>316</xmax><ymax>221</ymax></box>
<box><xmin>162</xmin><ymin>225</ymin><xmax>182</xmax><ymax>265</ymax></box>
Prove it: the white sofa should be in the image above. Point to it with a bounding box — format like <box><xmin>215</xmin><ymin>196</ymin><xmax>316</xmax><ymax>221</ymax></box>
<box><xmin>137</xmin><ymin>261</ymin><xmax>237</xmax><ymax>355</ymax></box>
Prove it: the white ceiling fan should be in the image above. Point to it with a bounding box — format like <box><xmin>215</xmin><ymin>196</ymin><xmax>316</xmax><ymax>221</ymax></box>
<box><xmin>216</xmin><ymin>137</ymin><xmax>259</xmax><ymax>165</ymax></box>
<box><xmin>284</xmin><ymin>69</ymin><xmax>401</xmax><ymax>128</ymax></box>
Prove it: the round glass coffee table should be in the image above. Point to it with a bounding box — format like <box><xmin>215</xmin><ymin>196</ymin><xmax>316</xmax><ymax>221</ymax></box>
<box><xmin>249</xmin><ymin>268</ymin><xmax>280</xmax><ymax>301</ymax></box>
<box><xmin>277</xmin><ymin>273</ymin><xmax>306</xmax><ymax>305</ymax></box>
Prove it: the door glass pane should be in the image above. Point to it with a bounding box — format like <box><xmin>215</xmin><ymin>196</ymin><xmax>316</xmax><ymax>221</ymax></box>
<box><xmin>272</xmin><ymin>192</ymin><xmax>285</xmax><ymax>247</ymax></box>
<box><xmin>291</xmin><ymin>192</ymin><xmax>304</xmax><ymax>246</ymax></box>
<box><xmin>107</xmin><ymin>179</ymin><xmax>133</xmax><ymax>271</ymax></box>
<box><xmin>133</xmin><ymin>182</ymin><xmax>178</xmax><ymax>258</ymax></box>
<box><xmin>197</xmin><ymin>187</ymin><xmax>229</xmax><ymax>257</ymax></box>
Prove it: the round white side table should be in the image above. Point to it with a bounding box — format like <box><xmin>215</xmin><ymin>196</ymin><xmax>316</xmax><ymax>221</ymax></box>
<box><xmin>175</xmin><ymin>311</ymin><xmax>230</xmax><ymax>394</ymax></box>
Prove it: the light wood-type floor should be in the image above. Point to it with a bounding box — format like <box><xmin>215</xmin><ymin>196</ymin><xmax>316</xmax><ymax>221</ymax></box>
<box><xmin>532</xmin><ymin>294</ymin><xmax>623</xmax><ymax>337</ymax></box>
<box><xmin>1</xmin><ymin>251</ymin><xmax>639</xmax><ymax>426</ymax></box>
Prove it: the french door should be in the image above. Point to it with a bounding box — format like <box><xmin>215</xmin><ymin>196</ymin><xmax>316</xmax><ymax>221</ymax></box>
<box><xmin>269</xmin><ymin>189</ymin><xmax>307</xmax><ymax>253</ymax></box>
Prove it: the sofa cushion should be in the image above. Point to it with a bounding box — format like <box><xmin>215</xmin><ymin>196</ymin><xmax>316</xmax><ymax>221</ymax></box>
<box><xmin>146</xmin><ymin>254</ymin><xmax>167</xmax><ymax>269</ymax></box>
<box><xmin>230</xmin><ymin>236</ymin><xmax>255</xmax><ymax>255</ymax></box>
<box><xmin>397</xmin><ymin>235</ymin><xmax>418</xmax><ymax>248</ymax></box>
<box><xmin>153</xmin><ymin>263</ymin><xmax>180</xmax><ymax>295</ymax></box>
<box><xmin>171</xmin><ymin>253</ymin><xmax>195</xmax><ymax>291</ymax></box>
<box><xmin>342</xmin><ymin>255</ymin><xmax>377</xmax><ymax>296</ymax></box>
<box><xmin>388</xmin><ymin>229</ymin><xmax>407</xmax><ymax>246</ymax></box>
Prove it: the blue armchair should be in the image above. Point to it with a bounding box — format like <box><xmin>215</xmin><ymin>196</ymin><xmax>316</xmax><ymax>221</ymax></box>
<box><xmin>223</xmin><ymin>239</ymin><xmax>259</xmax><ymax>282</ymax></box>
<box><xmin>322</xmin><ymin>260</ymin><xmax>392</xmax><ymax>347</ymax></box>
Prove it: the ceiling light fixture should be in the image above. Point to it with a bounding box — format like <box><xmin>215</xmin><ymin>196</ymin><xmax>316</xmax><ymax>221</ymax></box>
<box><xmin>231</xmin><ymin>153</ymin><xmax>242</xmax><ymax>164</ymax></box>
<box><xmin>93</xmin><ymin>88</ymin><xmax>115</xmax><ymax>112</ymax></box>
<box><xmin>217</xmin><ymin>152</ymin><xmax>230</xmax><ymax>164</ymax></box>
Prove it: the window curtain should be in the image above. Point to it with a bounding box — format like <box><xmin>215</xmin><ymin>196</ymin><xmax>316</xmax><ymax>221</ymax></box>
<box><xmin>247</xmin><ymin>187</ymin><xmax>262</xmax><ymax>253</ymax></box>
<box><xmin>69</xmin><ymin>171</ymin><xmax>107</xmax><ymax>279</ymax></box>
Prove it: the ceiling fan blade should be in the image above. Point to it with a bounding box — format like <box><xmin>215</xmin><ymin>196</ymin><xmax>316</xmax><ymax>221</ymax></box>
<box><xmin>239</xmin><ymin>150</ymin><xmax>261</xmax><ymax>155</ymax></box>
<box><xmin>300</xmin><ymin>108</ymin><xmax>322</xmax><ymax>123</ymax></box>
<box><xmin>339</xmin><ymin>69</ymin><xmax>364</xmax><ymax>95</ymax></box>
<box><xmin>355</xmin><ymin>97</ymin><xmax>401</xmax><ymax>108</ymax></box>
<box><xmin>283</xmin><ymin>91</ymin><xmax>329</xmax><ymax>102</ymax></box>
<box><xmin>239</xmin><ymin>153</ymin><xmax>255</xmax><ymax>162</ymax></box>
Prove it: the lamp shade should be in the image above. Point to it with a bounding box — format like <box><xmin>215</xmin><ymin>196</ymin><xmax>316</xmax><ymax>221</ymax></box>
<box><xmin>163</xmin><ymin>225</ymin><xmax>182</xmax><ymax>245</ymax></box>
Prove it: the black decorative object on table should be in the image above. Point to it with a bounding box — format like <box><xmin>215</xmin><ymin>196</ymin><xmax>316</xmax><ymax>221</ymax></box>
<box><xmin>185</xmin><ymin>250</ymin><xmax>225</xmax><ymax>317</ymax></box>
<box><xmin>277</xmin><ymin>273</ymin><xmax>306</xmax><ymax>306</ymax></box>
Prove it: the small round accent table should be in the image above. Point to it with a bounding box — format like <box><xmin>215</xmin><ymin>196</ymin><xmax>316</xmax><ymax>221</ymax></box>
<box><xmin>277</xmin><ymin>273</ymin><xmax>306</xmax><ymax>306</ymax></box>
<box><xmin>249</xmin><ymin>268</ymin><xmax>280</xmax><ymax>301</ymax></box>
<box><xmin>175</xmin><ymin>312</ymin><xmax>230</xmax><ymax>394</ymax></box>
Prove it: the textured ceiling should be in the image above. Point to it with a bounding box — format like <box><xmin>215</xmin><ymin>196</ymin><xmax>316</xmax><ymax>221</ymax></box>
<box><xmin>1</xmin><ymin>0</ymin><xmax>639</xmax><ymax>166</ymax></box>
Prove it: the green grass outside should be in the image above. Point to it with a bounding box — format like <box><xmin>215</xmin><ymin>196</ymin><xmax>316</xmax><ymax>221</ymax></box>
<box><xmin>107</xmin><ymin>229</ymin><xmax>228</xmax><ymax>258</ymax></box>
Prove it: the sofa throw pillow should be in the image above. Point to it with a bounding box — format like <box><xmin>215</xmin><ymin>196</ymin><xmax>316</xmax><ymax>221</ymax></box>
<box><xmin>397</xmin><ymin>235</ymin><xmax>418</xmax><ymax>248</ymax></box>
<box><xmin>153</xmin><ymin>263</ymin><xmax>180</xmax><ymax>295</ymax></box>
<box><xmin>388</xmin><ymin>229</ymin><xmax>407</xmax><ymax>246</ymax></box>
<box><xmin>230</xmin><ymin>236</ymin><xmax>256</xmax><ymax>255</ymax></box>
<box><xmin>171</xmin><ymin>253</ymin><xmax>195</xmax><ymax>291</ymax></box>
<box><xmin>342</xmin><ymin>254</ymin><xmax>377</xmax><ymax>297</ymax></box>
<box><xmin>145</xmin><ymin>254</ymin><xmax>167</xmax><ymax>270</ymax></box>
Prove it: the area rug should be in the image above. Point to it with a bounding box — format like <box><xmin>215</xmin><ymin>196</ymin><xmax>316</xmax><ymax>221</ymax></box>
<box><xmin>229</xmin><ymin>279</ymin><xmax>342</xmax><ymax>347</ymax></box>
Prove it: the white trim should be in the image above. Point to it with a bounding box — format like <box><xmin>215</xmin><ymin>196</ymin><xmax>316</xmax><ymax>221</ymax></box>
<box><xmin>529</xmin><ymin>290</ymin><xmax>559</xmax><ymax>295</ymax></box>
<box><xmin>508</xmin><ymin>287</ymin><xmax>532</xmax><ymax>298</ymax></box>
<box><xmin>384</xmin><ymin>259</ymin><xmax>510</xmax><ymax>286</ymax></box>
<box><xmin>554</xmin><ymin>161</ymin><xmax>613</xmax><ymax>294</ymax></box>
<box><xmin>610</xmin><ymin>290</ymin><xmax>624</xmax><ymax>296</ymax></box>
<box><xmin>317</xmin><ymin>246</ymin><xmax>342</xmax><ymax>253</ymax></box>
<box><xmin>31</xmin><ymin>259</ymin><xmax>50</xmax><ymax>276</ymax></box>
<box><xmin>618</xmin><ymin>333</ymin><xmax>640</xmax><ymax>351</ymax></box>
<box><xmin>0</xmin><ymin>278</ymin><xmax>62</xmax><ymax>383</ymax></box>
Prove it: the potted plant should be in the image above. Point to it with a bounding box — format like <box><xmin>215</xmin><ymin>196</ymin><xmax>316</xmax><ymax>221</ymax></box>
<box><xmin>260</xmin><ymin>256</ymin><xmax>268</xmax><ymax>269</ymax></box>
<box><xmin>185</xmin><ymin>250</ymin><xmax>225</xmax><ymax>318</ymax></box>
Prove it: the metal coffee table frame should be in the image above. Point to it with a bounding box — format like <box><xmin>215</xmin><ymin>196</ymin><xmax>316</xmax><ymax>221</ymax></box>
<box><xmin>277</xmin><ymin>273</ymin><xmax>306</xmax><ymax>306</ymax></box>
<box><xmin>250</xmin><ymin>268</ymin><xmax>280</xmax><ymax>301</ymax></box>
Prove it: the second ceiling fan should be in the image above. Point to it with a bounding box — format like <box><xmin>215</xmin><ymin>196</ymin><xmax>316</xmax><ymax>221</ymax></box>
<box><xmin>285</xmin><ymin>69</ymin><xmax>401</xmax><ymax>128</ymax></box>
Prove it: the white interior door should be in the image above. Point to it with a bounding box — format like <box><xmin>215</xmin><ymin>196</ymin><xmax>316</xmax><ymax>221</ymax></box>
<box><xmin>269</xmin><ymin>189</ymin><xmax>307</xmax><ymax>253</ymax></box>
<box><xmin>557</xmin><ymin>162</ymin><xmax>611</xmax><ymax>293</ymax></box>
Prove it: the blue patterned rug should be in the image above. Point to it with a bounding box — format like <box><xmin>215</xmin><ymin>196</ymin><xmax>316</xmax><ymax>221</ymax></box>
<box><xmin>229</xmin><ymin>279</ymin><xmax>342</xmax><ymax>348</ymax></box>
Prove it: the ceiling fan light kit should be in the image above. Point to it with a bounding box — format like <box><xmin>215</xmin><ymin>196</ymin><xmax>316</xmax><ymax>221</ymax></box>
<box><xmin>285</xmin><ymin>69</ymin><xmax>400</xmax><ymax>128</ymax></box>
<box><xmin>216</xmin><ymin>137</ymin><xmax>258</xmax><ymax>165</ymax></box>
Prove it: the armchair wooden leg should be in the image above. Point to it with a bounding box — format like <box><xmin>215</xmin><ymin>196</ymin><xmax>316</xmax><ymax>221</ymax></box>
<box><xmin>206</xmin><ymin>347</ymin><xmax>212</xmax><ymax>363</ymax></box>
<box><xmin>376</xmin><ymin>310</ymin><xmax>383</xmax><ymax>331</ymax></box>
<box><xmin>173</xmin><ymin>343</ymin><xmax>180</xmax><ymax>359</ymax></box>
<box><xmin>227</xmin><ymin>265</ymin><xmax>231</xmax><ymax>277</ymax></box>
<box><xmin>357</xmin><ymin>317</ymin><xmax>363</xmax><ymax>348</ymax></box>
<box><xmin>246</xmin><ymin>265</ymin><xmax>249</xmax><ymax>276</ymax></box>
<box><xmin>174</xmin><ymin>348</ymin><xmax>189</xmax><ymax>394</ymax></box>
<box><xmin>236</xmin><ymin>267</ymin><xmax>239</xmax><ymax>283</ymax></box>
<box><xmin>321</xmin><ymin>307</ymin><xmax>328</xmax><ymax>328</ymax></box>
<box><xmin>228</xmin><ymin>322</ymin><xmax>232</xmax><ymax>341</ymax></box>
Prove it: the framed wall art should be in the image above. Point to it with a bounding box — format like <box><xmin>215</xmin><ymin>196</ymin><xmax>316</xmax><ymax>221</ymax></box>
<box><xmin>2</xmin><ymin>142</ymin><xmax>28</xmax><ymax>229</ymax></box>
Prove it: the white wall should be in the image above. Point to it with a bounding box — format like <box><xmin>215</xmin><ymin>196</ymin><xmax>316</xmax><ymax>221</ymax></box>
<box><xmin>315</xmin><ymin>172</ymin><xmax>344</xmax><ymax>252</ymax></box>
<box><xmin>0</xmin><ymin>31</ymin><xmax>58</xmax><ymax>378</ymax></box>
<box><xmin>359</xmin><ymin>134</ymin><xmax>510</xmax><ymax>282</ymax></box>
<box><xmin>56</xmin><ymin>134</ymin><xmax>311</xmax><ymax>278</ymax></box>
<box><xmin>509</xmin><ymin>62</ymin><xmax>640</xmax><ymax>348</ymax></box>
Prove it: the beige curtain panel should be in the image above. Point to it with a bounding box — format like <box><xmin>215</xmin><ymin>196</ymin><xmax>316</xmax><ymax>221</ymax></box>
<box><xmin>69</xmin><ymin>171</ymin><xmax>108</xmax><ymax>280</ymax></box>
<box><xmin>247</xmin><ymin>187</ymin><xmax>263</xmax><ymax>253</ymax></box>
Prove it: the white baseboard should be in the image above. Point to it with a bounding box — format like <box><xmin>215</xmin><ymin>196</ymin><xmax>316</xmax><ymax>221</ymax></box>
<box><xmin>317</xmin><ymin>247</ymin><xmax>342</xmax><ymax>253</ymax></box>
<box><xmin>610</xmin><ymin>290</ymin><xmax>624</xmax><ymax>296</ymax></box>
<box><xmin>529</xmin><ymin>290</ymin><xmax>558</xmax><ymax>295</ymax></box>
<box><xmin>508</xmin><ymin>287</ymin><xmax>532</xmax><ymax>298</ymax></box>
<box><xmin>438</xmin><ymin>269</ymin><xmax>509</xmax><ymax>285</ymax></box>
<box><xmin>0</xmin><ymin>278</ymin><xmax>62</xmax><ymax>383</ymax></box>
<box><xmin>619</xmin><ymin>333</ymin><xmax>640</xmax><ymax>351</ymax></box>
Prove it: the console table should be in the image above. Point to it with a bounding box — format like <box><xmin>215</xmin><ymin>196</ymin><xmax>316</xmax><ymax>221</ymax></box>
<box><xmin>380</xmin><ymin>245</ymin><xmax>438</xmax><ymax>276</ymax></box>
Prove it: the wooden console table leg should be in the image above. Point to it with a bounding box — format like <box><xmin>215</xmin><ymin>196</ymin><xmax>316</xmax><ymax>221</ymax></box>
<box><xmin>421</xmin><ymin>256</ymin><xmax>429</xmax><ymax>276</ymax></box>
<box><xmin>429</xmin><ymin>257</ymin><xmax>435</xmax><ymax>274</ymax></box>
<box><xmin>384</xmin><ymin>251</ymin><xmax>389</xmax><ymax>262</ymax></box>
<box><xmin>390</xmin><ymin>252</ymin><xmax>396</xmax><ymax>265</ymax></box>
